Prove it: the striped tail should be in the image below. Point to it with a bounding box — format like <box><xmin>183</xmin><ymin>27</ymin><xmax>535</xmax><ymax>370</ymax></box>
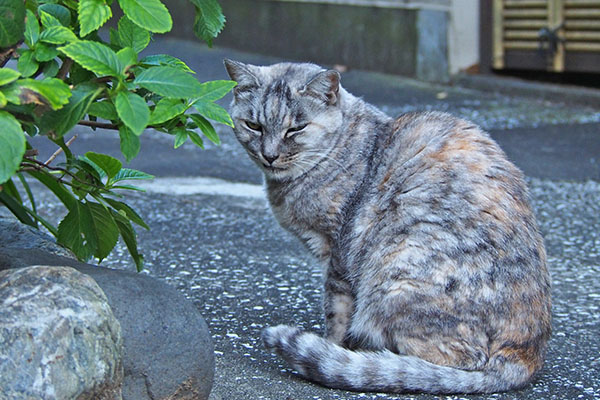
<box><xmin>262</xmin><ymin>325</ymin><xmax>534</xmax><ymax>394</ymax></box>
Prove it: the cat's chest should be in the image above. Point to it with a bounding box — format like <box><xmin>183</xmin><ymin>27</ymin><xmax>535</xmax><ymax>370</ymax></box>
<box><xmin>268</xmin><ymin>182</ymin><xmax>348</xmax><ymax>235</ymax></box>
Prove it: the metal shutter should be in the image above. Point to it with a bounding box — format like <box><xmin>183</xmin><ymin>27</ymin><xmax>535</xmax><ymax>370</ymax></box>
<box><xmin>492</xmin><ymin>0</ymin><xmax>600</xmax><ymax>73</ymax></box>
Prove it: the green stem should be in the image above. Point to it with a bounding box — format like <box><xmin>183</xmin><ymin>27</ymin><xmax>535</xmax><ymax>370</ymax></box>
<box><xmin>21</xmin><ymin>157</ymin><xmax>108</xmax><ymax>193</ymax></box>
<box><xmin>17</xmin><ymin>172</ymin><xmax>37</xmax><ymax>215</ymax></box>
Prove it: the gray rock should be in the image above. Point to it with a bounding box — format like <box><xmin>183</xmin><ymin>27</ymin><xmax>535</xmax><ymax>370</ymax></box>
<box><xmin>0</xmin><ymin>215</ymin><xmax>73</xmax><ymax>258</ymax></box>
<box><xmin>0</xmin><ymin>248</ymin><xmax>215</xmax><ymax>400</ymax></box>
<box><xmin>0</xmin><ymin>265</ymin><xmax>123</xmax><ymax>400</ymax></box>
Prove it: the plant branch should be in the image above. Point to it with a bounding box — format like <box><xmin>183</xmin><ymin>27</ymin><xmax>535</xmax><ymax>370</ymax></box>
<box><xmin>78</xmin><ymin>120</ymin><xmax>119</xmax><ymax>130</ymax></box>
<box><xmin>21</xmin><ymin>156</ymin><xmax>107</xmax><ymax>192</ymax></box>
<box><xmin>57</xmin><ymin>58</ymin><xmax>73</xmax><ymax>80</ymax></box>
<box><xmin>0</xmin><ymin>41</ymin><xmax>22</xmax><ymax>67</ymax></box>
<box><xmin>23</xmin><ymin>156</ymin><xmax>75</xmax><ymax>174</ymax></box>
<box><xmin>45</xmin><ymin>135</ymin><xmax>77</xmax><ymax>165</ymax></box>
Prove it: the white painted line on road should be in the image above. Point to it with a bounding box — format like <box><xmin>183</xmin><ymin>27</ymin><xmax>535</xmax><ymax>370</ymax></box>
<box><xmin>137</xmin><ymin>177</ymin><xmax>266</xmax><ymax>199</ymax></box>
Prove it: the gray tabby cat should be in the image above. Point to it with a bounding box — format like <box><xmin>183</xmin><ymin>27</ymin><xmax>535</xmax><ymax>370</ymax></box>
<box><xmin>224</xmin><ymin>59</ymin><xmax>551</xmax><ymax>394</ymax></box>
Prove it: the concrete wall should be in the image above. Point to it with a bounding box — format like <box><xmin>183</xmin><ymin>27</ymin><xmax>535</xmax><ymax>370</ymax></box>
<box><xmin>164</xmin><ymin>0</ymin><xmax>479</xmax><ymax>81</ymax></box>
<box><xmin>218</xmin><ymin>0</ymin><xmax>422</xmax><ymax>77</ymax></box>
<box><xmin>448</xmin><ymin>0</ymin><xmax>479</xmax><ymax>74</ymax></box>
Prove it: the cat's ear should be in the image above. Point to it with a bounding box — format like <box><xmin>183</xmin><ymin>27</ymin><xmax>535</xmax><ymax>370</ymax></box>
<box><xmin>301</xmin><ymin>70</ymin><xmax>340</xmax><ymax>106</ymax></box>
<box><xmin>224</xmin><ymin>59</ymin><xmax>259</xmax><ymax>94</ymax></box>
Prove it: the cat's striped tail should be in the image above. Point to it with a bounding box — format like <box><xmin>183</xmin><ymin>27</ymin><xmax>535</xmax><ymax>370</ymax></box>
<box><xmin>262</xmin><ymin>325</ymin><xmax>535</xmax><ymax>394</ymax></box>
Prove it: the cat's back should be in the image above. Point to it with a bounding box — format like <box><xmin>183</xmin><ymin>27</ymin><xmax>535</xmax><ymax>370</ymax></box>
<box><xmin>372</xmin><ymin>111</ymin><xmax>531</xmax><ymax>218</ymax></box>
<box><xmin>377</xmin><ymin>111</ymin><xmax>518</xmax><ymax>187</ymax></box>
<box><xmin>354</xmin><ymin>110</ymin><xmax>549</xmax><ymax>294</ymax></box>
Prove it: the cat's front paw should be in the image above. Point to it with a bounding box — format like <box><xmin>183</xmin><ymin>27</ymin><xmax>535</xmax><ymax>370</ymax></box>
<box><xmin>262</xmin><ymin>325</ymin><xmax>302</xmax><ymax>352</ymax></box>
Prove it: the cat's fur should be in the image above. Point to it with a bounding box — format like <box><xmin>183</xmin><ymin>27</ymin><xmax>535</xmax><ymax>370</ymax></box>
<box><xmin>224</xmin><ymin>60</ymin><xmax>551</xmax><ymax>394</ymax></box>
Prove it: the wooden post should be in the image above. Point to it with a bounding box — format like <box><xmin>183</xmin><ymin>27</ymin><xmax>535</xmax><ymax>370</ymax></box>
<box><xmin>549</xmin><ymin>0</ymin><xmax>565</xmax><ymax>72</ymax></box>
<box><xmin>492</xmin><ymin>0</ymin><xmax>504</xmax><ymax>69</ymax></box>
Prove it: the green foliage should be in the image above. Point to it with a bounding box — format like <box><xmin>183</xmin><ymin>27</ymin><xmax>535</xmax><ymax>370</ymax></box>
<box><xmin>190</xmin><ymin>0</ymin><xmax>225</xmax><ymax>47</ymax></box>
<box><xmin>0</xmin><ymin>0</ymin><xmax>233</xmax><ymax>270</ymax></box>
<box><xmin>78</xmin><ymin>0</ymin><xmax>112</xmax><ymax>37</ymax></box>
<box><xmin>118</xmin><ymin>0</ymin><xmax>172</xmax><ymax>33</ymax></box>
<box><xmin>0</xmin><ymin>112</ymin><xmax>25</xmax><ymax>184</ymax></box>
<box><xmin>0</xmin><ymin>0</ymin><xmax>25</xmax><ymax>47</ymax></box>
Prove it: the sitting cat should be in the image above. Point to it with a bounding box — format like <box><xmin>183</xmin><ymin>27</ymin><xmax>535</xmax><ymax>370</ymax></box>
<box><xmin>224</xmin><ymin>59</ymin><xmax>551</xmax><ymax>394</ymax></box>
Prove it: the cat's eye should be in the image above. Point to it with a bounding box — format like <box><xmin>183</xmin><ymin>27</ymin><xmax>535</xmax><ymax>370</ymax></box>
<box><xmin>245</xmin><ymin>121</ymin><xmax>262</xmax><ymax>132</ymax></box>
<box><xmin>285</xmin><ymin>124</ymin><xmax>308</xmax><ymax>137</ymax></box>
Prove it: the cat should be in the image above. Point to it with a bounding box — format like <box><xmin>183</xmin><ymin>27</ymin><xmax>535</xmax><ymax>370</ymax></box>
<box><xmin>224</xmin><ymin>59</ymin><xmax>551</xmax><ymax>394</ymax></box>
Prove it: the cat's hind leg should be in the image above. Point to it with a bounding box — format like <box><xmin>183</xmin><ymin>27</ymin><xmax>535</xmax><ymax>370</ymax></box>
<box><xmin>323</xmin><ymin>267</ymin><xmax>354</xmax><ymax>344</ymax></box>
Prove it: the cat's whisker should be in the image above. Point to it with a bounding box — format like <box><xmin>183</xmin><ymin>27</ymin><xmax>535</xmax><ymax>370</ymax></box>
<box><xmin>300</xmin><ymin>150</ymin><xmax>350</xmax><ymax>174</ymax></box>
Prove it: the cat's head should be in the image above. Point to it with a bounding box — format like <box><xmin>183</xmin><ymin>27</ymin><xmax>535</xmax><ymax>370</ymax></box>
<box><xmin>224</xmin><ymin>60</ymin><xmax>345</xmax><ymax>180</ymax></box>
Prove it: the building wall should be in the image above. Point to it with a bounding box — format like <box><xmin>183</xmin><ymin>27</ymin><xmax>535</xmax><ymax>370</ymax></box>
<box><xmin>164</xmin><ymin>0</ymin><xmax>479</xmax><ymax>81</ymax></box>
<box><xmin>448</xmin><ymin>0</ymin><xmax>479</xmax><ymax>74</ymax></box>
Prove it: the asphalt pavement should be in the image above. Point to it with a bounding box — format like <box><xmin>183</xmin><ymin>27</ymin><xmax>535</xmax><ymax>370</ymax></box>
<box><xmin>28</xmin><ymin>37</ymin><xmax>600</xmax><ymax>400</ymax></box>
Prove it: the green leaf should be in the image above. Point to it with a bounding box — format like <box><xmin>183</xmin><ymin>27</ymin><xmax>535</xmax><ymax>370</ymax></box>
<box><xmin>59</xmin><ymin>40</ymin><xmax>122</xmax><ymax>77</ymax></box>
<box><xmin>149</xmin><ymin>97</ymin><xmax>188</xmax><ymax>125</ymax></box>
<box><xmin>134</xmin><ymin>66</ymin><xmax>205</xmax><ymax>98</ymax></box>
<box><xmin>40</xmin><ymin>83</ymin><xmax>102</xmax><ymax>136</ymax></box>
<box><xmin>39</xmin><ymin>10</ymin><xmax>62</xmax><ymax>28</ymax></box>
<box><xmin>24</xmin><ymin>9</ymin><xmax>40</xmax><ymax>47</ymax></box>
<box><xmin>115</xmin><ymin>90</ymin><xmax>149</xmax><ymax>136</ymax></box>
<box><xmin>39</xmin><ymin>25</ymin><xmax>78</xmax><ymax>44</ymax></box>
<box><xmin>118</xmin><ymin>125</ymin><xmax>140</xmax><ymax>162</ymax></box>
<box><xmin>139</xmin><ymin>54</ymin><xmax>194</xmax><ymax>73</ymax></box>
<box><xmin>17</xmin><ymin>172</ymin><xmax>34</xmax><ymax>212</ymax></box>
<box><xmin>42</xmin><ymin>59</ymin><xmax>59</xmax><ymax>77</ymax></box>
<box><xmin>57</xmin><ymin>202</ymin><xmax>95</xmax><ymax>261</ymax></box>
<box><xmin>26</xmin><ymin>169</ymin><xmax>77</xmax><ymax>210</ymax></box>
<box><xmin>112</xmin><ymin>167</ymin><xmax>153</xmax><ymax>182</ymax></box>
<box><xmin>86</xmin><ymin>201</ymin><xmax>120</xmax><ymax>261</ymax></box>
<box><xmin>0</xmin><ymin>111</ymin><xmax>26</xmax><ymax>184</ymax></box>
<box><xmin>88</xmin><ymin>100</ymin><xmax>118</xmax><ymax>120</ymax></box>
<box><xmin>109</xmin><ymin>27</ymin><xmax>119</xmax><ymax>47</ymax></box>
<box><xmin>34</xmin><ymin>42</ymin><xmax>60</xmax><ymax>62</ymax></box>
<box><xmin>111</xmin><ymin>183</ymin><xmax>145</xmax><ymax>191</ymax></box>
<box><xmin>191</xmin><ymin>100</ymin><xmax>233</xmax><ymax>127</ymax></box>
<box><xmin>117</xmin><ymin>0</ymin><xmax>172</xmax><ymax>34</ymax></box>
<box><xmin>0</xmin><ymin>68</ymin><xmax>20</xmax><ymax>86</ymax></box>
<box><xmin>85</xmin><ymin>152</ymin><xmax>122</xmax><ymax>181</ymax></box>
<box><xmin>187</xmin><ymin>130</ymin><xmax>204</xmax><ymax>148</ymax></box>
<box><xmin>12</xmin><ymin>77</ymin><xmax>71</xmax><ymax>110</ymax></box>
<box><xmin>38</xmin><ymin>4</ymin><xmax>71</xmax><ymax>27</ymax></box>
<box><xmin>0</xmin><ymin>191</ymin><xmax>37</xmax><ymax>227</ymax></box>
<box><xmin>0</xmin><ymin>175</ymin><xmax>57</xmax><ymax>233</ymax></box>
<box><xmin>189</xmin><ymin>113</ymin><xmax>219</xmax><ymax>145</ymax></box>
<box><xmin>111</xmin><ymin>209</ymin><xmax>144</xmax><ymax>271</ymax></box>
<box><xmin>62</xmin><ymin>0</ymin><xmax>78</xmax><ymax>10</ymax></box>
<box><xmin>68</xmin><ymin>62</ymin><xmax>95</xmax><ymax>85</ymax></box>
<box><xmin>78</xmin><ymin>0</ymin><xmax>112</xmax><ymax>37</ymax></box>
<box><xmin>192</xmin><ymin>80</ymin><xmax>237</xmax><ymax>102</ymax></box>
<box><xmin>117</xmin><ymin>15</ymin><xmax>150</xmax><ymax>53</ymax></box>
<box><xmin>15</xmin><ymin>176</ymin><xmax>58</xmax><ymax>233</ymax></box>
<box><xmin>173</xmin><ymin>128</ymin><xmax>187</xmax><ymax>148</ymax></box>
<box><xmin>17</xmin><ymin>50</ymin><xmax>39</xmax><ymax>77</ymax></box>
<box><xmin>0</xmin><ymin>0</ymin><xmax>25</xmax><ymax>48</ymax></box>
<box><xmin>0</xmin><ymin>91</ymin><xmax>6</xmax><ymax>107</ymax></box>
<box><xmin>116</xmin><ymin>47</ymin><xmax>137</xmax><ymax>72</ymax></box>
<box><xmin>25</xmin><ymin>0</ymin><xmax>37</xmax><ymax>13</ymax></box>
<box><xmin>190</xmin><ymin>0</ymin><xmax>225</xmax><ymax>46</ymax></box>
<box><xmin>104</xmin><ymin>197</ymin><xmax>149</xmax><ymax>229</ymax></box>
<box><xmin>74</xmin><ymin>157</ymin><xmax>104</xmax><ymax>184</ymax></box>
<box><xmin>2</xmin><ymin>176</ymin><xmax>22</xmax><ymax>203</ymax></box>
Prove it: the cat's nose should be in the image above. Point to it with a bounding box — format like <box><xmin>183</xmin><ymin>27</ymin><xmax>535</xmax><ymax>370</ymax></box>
<box><xmin>262</xmin><ymin>153</ymin><xmax>279</xmax><ymax>165</ymax></box>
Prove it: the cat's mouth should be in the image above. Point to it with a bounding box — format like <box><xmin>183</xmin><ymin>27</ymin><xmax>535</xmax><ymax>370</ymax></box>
<box><xmin>262</xmin><ymin>163</ymin><xmax>288</xmax><ymax>172</ymax></box>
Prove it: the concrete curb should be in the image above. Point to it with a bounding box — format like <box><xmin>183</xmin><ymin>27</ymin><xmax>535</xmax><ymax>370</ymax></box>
<box><xmin>453</xmin><ymin>73</ymin><xmax>600</xmax><ymax>108</ymax></box>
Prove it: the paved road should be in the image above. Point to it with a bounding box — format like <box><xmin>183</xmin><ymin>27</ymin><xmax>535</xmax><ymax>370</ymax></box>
<box><xmin>29</xmin><ymin>37</ymin><xmax>600</xmax><ymax>399</ymax></box>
